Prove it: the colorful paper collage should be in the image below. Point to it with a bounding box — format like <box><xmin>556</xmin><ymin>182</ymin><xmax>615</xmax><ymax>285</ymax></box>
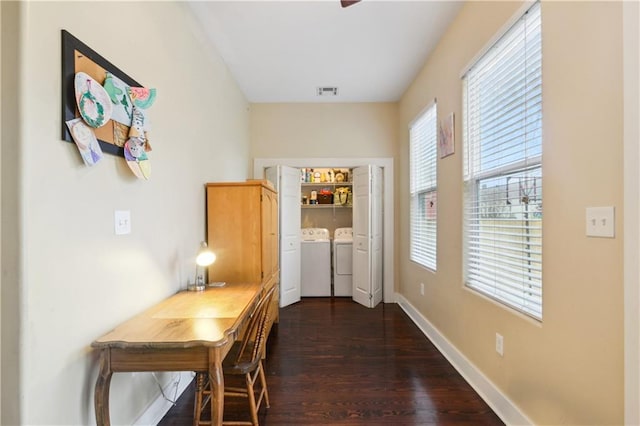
<box><xmin>65</xmin><ymin>117</ymin><xmax>104</xmax><ymax>166</ymax></box>
<box><xmin>103</xmin><ymin>72</ymin><xmax>134</xmax><ymax>127</ymax></box>
<box><xmin>123</xmin><ymin>106</ymin><xmax>152</xmax><ymax>180</ymax></box>
<box><xmin>74</xmin><ymin>72</ymin><xmax>113</xmax><ymax>129</ymax></box>
<box><xmin>71</xmin><ymin>70</ymin><xmax>156</xmax><ymax>179</ymax></box>
<box><xmin>103</xmin><ymin>73</ymin><xmax>154</xmax><ymax>133</ymax></box>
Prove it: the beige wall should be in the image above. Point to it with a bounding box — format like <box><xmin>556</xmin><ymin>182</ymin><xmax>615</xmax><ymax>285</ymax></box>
<box><xmin>398</xmin><ymin>1</ymin><xmax>623</xmax><ymax>424</ymax></box>
<box><xmin>6</xmin><ymin>2</ymin><xmax>250</xmax><ymax>424</ymax></box>
<box><xmin>250</xmin><ymin>103</ymin><xmax>397</xmax><ymax>159</ymax></box>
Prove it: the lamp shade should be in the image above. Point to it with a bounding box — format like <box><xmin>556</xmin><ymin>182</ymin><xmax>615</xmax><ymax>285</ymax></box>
<box><xmin>196</xmin><ymin>241</ymin><xmax>216</xmax><ymax>266</ymax></box>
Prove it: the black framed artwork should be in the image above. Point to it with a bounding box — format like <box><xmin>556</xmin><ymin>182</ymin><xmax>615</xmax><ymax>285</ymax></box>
<box><xmin>61</xmin><ymin>30</ymin><xmax>143</xmax><ymax>157</ymax></box>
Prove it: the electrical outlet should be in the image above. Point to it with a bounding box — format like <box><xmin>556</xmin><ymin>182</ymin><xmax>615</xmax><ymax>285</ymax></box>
<box><xmin>420</xmin><ymin>282</ymin><xmax>425</xmax><ymax>296</ymax></box>
<box><xmin>495</xmin><ymin>333</ymin><xmax>504</xmax><ymax>357</ymax></box>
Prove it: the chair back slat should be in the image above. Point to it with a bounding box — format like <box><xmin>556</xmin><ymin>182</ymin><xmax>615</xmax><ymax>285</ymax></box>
<box><xmin>229</xmin><ymin>285</ymin><xmax>276</xmax><ymax>367</ymax></box>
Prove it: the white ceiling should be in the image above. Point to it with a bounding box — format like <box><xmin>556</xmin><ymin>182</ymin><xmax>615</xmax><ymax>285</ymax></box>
<box><xmin>187</xmin><ymin>1</ymin><xmax>463</xmax><ymax>103</ymax></box>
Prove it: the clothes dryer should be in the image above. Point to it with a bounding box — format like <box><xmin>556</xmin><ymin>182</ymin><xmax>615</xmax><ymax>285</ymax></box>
<box><xmin>333</xmin><ymin>227</ymin><xmax>353</xmax><ymax>297</ymax></box>
<box><xmin>300</xmin><ymin>228</ymin><xmax>331</xmax><ymax>297</ymax></box>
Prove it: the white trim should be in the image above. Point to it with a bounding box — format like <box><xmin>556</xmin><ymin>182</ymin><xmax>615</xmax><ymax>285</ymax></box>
<box><xmin>133</xmin><ymin>372</ymin><xmax>194</xmax><ymax>426</ymax></box>
<box><xmin>396</xmin><ymin>294</ymin><xmax>533</xmax><ymax>426</ymax></box>
<box><xmin>624</xmin><ymin>0</ymin><xmax>640</xmax><ymax>423</ymax></box>
<box><xmin>408</xmin><ymin>97</ymin><xmax>437</xmax><ymax>129</ymax></box>
<box><xmin>470</xmin><ymin>155</ymin><xmax>542</xmax><ymax>182</ymax></box>
<box><xmin>459</xmin><ymin>0</ymin><xmax>537</xmax><ymax>79</ymax></box>
<box><xmin>253</xmin><ymin>157</ymin><xmax>395</xmax><ymax>304</ymax></box>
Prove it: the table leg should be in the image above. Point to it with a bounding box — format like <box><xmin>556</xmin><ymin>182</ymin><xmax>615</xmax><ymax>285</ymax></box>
<box><xmin>94</xmin><ymin>349</ymin><xmax>113</xmax><ymax>426</ymax></box>
<box><xmin>209</xmin><ymin>348</ymin><xmax>224</xmax><ymax>426</ymax></box>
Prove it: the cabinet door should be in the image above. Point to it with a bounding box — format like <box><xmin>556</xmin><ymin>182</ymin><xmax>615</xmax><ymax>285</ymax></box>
<box><xmin>207</xmin><ymin>185</ymin><xmax>262</xmax><ymax>283</ymax></box>
<box><xmin>270</xmin><ymin>190</ymin><xmax>279</xmax><ymax>278</ymax></box>
<box><xmin>261</xmin><ymin>188</ymin><xmax>273</xmax><ymax>282</ymax></box>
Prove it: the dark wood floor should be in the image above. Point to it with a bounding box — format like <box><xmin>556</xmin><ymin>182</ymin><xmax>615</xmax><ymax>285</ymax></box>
<box><xmin>158</xmin><ymin>297</ymin><xmax>504</xmax><ymax>426</ymax></box>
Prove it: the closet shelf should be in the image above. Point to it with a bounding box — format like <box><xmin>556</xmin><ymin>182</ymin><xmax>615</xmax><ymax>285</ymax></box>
<box><xmin>301</xmin><ymin>182</ymin><xmax>352</xmax><ymax>186</ymax></box>
<box><xmin>301</xmin><ymin>204</ymin><xmax>352</xmax><ymax>209</ymax></box>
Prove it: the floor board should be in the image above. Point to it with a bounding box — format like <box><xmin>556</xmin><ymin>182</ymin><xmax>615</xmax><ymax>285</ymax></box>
<box><xmin>158</xmin><ymin>297</ymin><xmax>504</xmax><ymax>425</ymax></box>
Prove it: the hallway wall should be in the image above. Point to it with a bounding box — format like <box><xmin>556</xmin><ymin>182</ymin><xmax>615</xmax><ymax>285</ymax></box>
<box><xmin>5</xmin><ymin>2</ymin><xmax>251</xmax><ymax>424</ymax></box>
<box><xmin>398</xmin><ymin>2</ymin><xmax>624</xmax><ymax>424</ymax></box>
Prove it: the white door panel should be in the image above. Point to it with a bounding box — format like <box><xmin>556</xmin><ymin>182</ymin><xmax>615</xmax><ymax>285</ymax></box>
<box><xmin>371</xmin><ymin>166</ymin><xmax>383</xmax><ymax>307</ymax></box>
<box><xmin>352</xmin><ymin>165</ymin><xmax>383</xmax><ymax>308</ymax></box>
<box><xmin>352</xmin><ymin>166</ymin><xmax>372</xmax><ymax>307</ymax></box>
<box><xmin>268</xmin><ymin>166</ymin><xmax>301</xmax><ymax>308</ymax></box>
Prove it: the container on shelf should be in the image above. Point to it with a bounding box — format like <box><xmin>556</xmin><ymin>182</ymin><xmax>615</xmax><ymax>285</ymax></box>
<box><xmin>334</xmin><ymin>187</ymin><xmax>351</xmax><ymax>206</ymax></box>
<box><xmin>317</xmin><ymin>193</ymin><xmax>333</xmax><ymax>204</ymax></box>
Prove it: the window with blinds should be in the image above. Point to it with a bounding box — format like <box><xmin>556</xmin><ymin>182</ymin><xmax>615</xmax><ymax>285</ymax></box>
<box><xmin>410</xmin><ymin>102</ymin><xmax>438</xmax><ymax>271</ymax></box>
<box><xmin>462</xmin><ymin>2</ymin><xmax>542</xmax><ymax>319</ymax></box>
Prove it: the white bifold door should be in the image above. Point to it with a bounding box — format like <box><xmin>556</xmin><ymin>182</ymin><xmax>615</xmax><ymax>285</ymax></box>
<box><xmin>266</xmin><ymin>166</ymin><xmax>301</xmax><ymax>308</ymax></box>
<box><xmin>352</xmin><ymin>165</ymin><xmax>383</xmax><ymax>308</ymax></box>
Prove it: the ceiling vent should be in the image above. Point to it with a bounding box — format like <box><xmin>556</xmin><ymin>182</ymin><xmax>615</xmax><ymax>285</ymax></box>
<box><xmin>317</xmin><ymin>87</ymin><xmax>338</xmax><ymax>97</ymax></box>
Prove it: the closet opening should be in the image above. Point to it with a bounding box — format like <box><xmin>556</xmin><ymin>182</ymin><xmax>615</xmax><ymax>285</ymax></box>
<box><xmin>254</xmin><ymin>157</ymin><xmax>394</xmax><ymax>308</ymax></box>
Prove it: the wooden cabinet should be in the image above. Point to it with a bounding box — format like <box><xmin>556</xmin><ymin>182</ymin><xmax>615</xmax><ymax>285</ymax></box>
<box><xmin>205</xmin><ymin>180</ymin><xmax>279</xmax><ymax>328</ymax></box>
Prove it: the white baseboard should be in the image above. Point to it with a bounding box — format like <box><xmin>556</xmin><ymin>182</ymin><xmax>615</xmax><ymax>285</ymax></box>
<box><xmin>396</xmin><ymin>294</ymin><xmax>533</xmax><ymax>426</ymax></box>
<box><xmin>133</xmin><ymin>371</ymin><xmax>194</xmax><ymax>426</ymax></box>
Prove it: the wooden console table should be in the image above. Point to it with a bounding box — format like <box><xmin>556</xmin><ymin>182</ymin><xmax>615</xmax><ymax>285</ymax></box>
<box><xmin>91</xmin><ymin>282</ymin><xmax>263</xmax><ymax>426</ymax></box>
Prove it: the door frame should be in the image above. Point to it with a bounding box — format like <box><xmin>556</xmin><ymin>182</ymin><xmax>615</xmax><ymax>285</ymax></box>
<box><xmin>254</xmin><ymin>157</ymin><xmax>395</xmax><ymax>303</ymax></box>
<box><xmin>623</xmin><ymin>1</ymin><xmax>639</xmax><ymax>423</ymax></box>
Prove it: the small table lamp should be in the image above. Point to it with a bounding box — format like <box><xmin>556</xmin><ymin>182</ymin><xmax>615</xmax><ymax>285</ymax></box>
<box><xmin>188</xmin><ymin>241</ymin><xmax>216</xmax><ymax>291</ymax></box>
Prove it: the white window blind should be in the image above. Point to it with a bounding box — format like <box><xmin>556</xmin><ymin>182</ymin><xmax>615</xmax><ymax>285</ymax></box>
<box><xmin>462</xmin><ymin>2</ymin><xmax>543</xmax><ymax>319</ymax></box>
<box><xmin>410</xmin><ymin>102</ymin><xmax>437</xmax><ymax>270</ymax></box>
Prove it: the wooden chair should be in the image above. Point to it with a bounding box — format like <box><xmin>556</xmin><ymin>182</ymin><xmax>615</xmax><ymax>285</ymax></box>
<box><xmin>194</xmin><ymin>285</ymin><xmax>276</xmax><ymax>426</ymax></box>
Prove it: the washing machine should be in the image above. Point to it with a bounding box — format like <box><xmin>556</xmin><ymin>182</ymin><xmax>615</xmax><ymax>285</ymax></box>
<box><xmin>301</xmin><ymin>228</ymin><xmax>331</xmax><ymax>297</ymax></box>
<box><xmin>333</xmin><ymin>227</ymin><xmax>353</xmax><ymax>297</ymax></box>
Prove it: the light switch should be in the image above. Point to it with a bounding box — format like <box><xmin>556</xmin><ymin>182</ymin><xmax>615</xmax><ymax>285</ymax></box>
<box><xmin>114</xmin><ymin>210</ymin><xmax>131</xmax><ymax>235</ymax></box>
<box><xmin>586</xmin><ymin>206</ymin><xmax>615</xmax><ymax>238</ymax></box>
